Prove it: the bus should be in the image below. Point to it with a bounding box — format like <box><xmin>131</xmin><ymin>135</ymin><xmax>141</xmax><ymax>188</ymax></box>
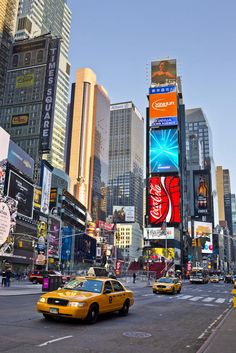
<box><xmin>189</xmin><ymin>267</ymin><xmax>209</xmax><ymax>284</ymax></box>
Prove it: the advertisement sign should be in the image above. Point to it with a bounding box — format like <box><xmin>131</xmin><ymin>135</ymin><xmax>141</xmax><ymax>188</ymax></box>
<box><xmin>39</xmin><ymin>38</ymin><xmax>60</xmax><ymax>152</ymax></box>
<box><xmin>193</xmin><ymin>170</ymin><xmax>211</xmax><ymax>216</ymax></box>
<box><xmin>112</xmin><ymin>206</ymin><xmax>135</xmax><ymax>223</ymax></box>
<box><xmin>34</xmin><ymin>187</ymin><xmax>42</xmax><ymax>210</ymax></box>
<box><xmin>149</xmin><ymin>91</ymin><xmax>178</xmax><ymax>127</ymax></box>
<box><xmin>148</xmin><ymin>176</ymin><xmax>180</xmax><ymax>225</ymax></box>
<box><xmin>150</xmin><ymin>247</ymin><xmax>175</xmax><ymax>260</ymax></box>
<box><xmin>150</xmin><ymin>128</ymin><xmax>179</xmax><ymax>173</ymax></box>
<box><xmin>7</xmin><ymin>170</ymin><xmax>34</xmax><ymax>219</ymax></box>
<box><xmin>11</xmin><ymin>114</ymin><xmax>29</xmax><ymax>127</ymax></box>
<box><xmin>15</xmin><ymin>73</ymin><xmax>34</xmax><ymax>88</ymax></box>
<box><xmin>151</xmin><ymin>59</ymin><xmax>177</xmax><ymax>86</ymax></box>
<box><xmin>61</xmin><ymin>226</ymin><xmax>73</xmax><ymax>262</ymax></box>
<box><xmin>95</xmin><ymin>220</ymin><xmax>114</xmax><ymax>232</ymax></box>
<box><xmin>194</xmin><ymin>221</ymin><xmax>213</xmax><ymax>254</ymax></box>
<box><xmin>76</xmin><ymin>234</ymin><xmax>96</xmax><ymax>263</ymax></box>
<box><xmin>0</xmin><ymin>160</ymin><xmax>7</xmax><ymax>197</ymax></box>
<box><xmin>110</xmin><ymin>103</ymin><xmax>132</xmax><ymax>111</ymax></box>
<box><xmin>144</xmin><ymin>227</ymin><xmax>175</xmax><ymax>240</ymax></box>
<box><xmin>40</xmin><ymin>161</ymin><xmax>52</xmax><ymax>215</ymax></box>
<box><xmin>0</xmin><ymin>127</ymin><xmax>10</xmax><ymax>161</ymax></box>
<box><xmin>0</xmin><ymin>202</ymin><xmax>11</xmax><ymax>246</ymax></box>
<box><xmin>48</xmin><ymin>217</ymin><xmax>61</xmax><ymax>259</ymax></box>
<box><xmin>8</xmin><ymin>140</ymin><xmax>34</xmax><ymax>179</ymax></box>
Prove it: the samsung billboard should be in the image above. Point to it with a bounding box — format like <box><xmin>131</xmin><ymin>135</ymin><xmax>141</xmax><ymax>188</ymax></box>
<box><xmin>8</xmin><ymin>140</ymin><xmax>34</xmax><ymax>179</ymax></box>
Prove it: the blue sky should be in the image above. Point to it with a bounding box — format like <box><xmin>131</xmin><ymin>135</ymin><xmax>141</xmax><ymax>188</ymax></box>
<box><xmin>67</xmin><ymin>0</ymin><xmax>236</xmax><ymax>192</ymax></box>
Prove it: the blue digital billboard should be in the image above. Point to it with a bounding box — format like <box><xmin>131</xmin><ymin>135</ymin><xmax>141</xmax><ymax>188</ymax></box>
<box><xmin>149</xmin><ymin>128</ymin><xmax>179</xmax><ymax>173</ymax></box>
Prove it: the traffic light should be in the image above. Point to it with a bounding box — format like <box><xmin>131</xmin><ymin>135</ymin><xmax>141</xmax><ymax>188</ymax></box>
<box><xmin>192</xmin><ymin>239</ymin><xmax>196</xmax><ymax>247</ymax></box>
<box><xmin>19</xmin><ymin>240</ymin><xmax>23</xmax><ymax>248</ymax></box>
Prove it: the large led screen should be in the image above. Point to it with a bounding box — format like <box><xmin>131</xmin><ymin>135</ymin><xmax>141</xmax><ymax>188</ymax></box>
<box><xmin>148</xmin><ymin>176</ymin><xmax>180</xmax><ymax>225</ymax></box>
<box><xmin>149</xmin><ymin>89</ymin><xmax>178</xmax><ymax>127</ymax></box>
<box><xmin>193</xmin><ymin>170</ymin><xmax>211</xmax><ymax>216</ymax></box>
<box><xmin>151</xmin><ymin>59</ymin><xmax>177</xmax><ymax>86</ymax></box>
<box><xmin>194</xmin><ymin>221</ymin><xmax>213</xmax><ymax>254</ymax></box>
<box><xmin>149</xmin><ymin>128</ymin><xmax>179</xmax><ymax>173</ymax></box>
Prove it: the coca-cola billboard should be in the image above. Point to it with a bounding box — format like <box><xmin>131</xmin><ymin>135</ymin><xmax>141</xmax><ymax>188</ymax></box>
<box><xmin>148</xmin><ymin>176</ymin><xmax>181</xmax><ymax>225</ymax></box>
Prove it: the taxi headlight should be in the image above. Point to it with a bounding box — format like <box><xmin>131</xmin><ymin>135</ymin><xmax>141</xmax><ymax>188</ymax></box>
<box><xmin>68</xmin><ymin>302</ymin><xmax>87</xmax><ymax>308</ymax></box>
<box><xmin>39</xmin><ymin>297</ymin><xmax>47</xmax><ymax>303</ymax></box>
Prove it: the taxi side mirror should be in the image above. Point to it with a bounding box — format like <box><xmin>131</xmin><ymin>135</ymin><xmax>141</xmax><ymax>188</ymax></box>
<box><xmin>104</xmin><ymin>288</ymin><xmax>112</xmax><ymax>294</ymax></box>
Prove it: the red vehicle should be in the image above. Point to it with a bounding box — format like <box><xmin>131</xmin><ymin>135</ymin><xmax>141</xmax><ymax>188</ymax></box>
<box><xmin>28</xmin><ymin>270</ymin><xmax>70</xmax><ymax>284</ymax></box>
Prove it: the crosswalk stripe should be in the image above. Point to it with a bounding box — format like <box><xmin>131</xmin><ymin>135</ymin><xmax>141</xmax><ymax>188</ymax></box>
<box><xmin>215</xmin><ymin>298</ymin><xmax>225</xmax><ymax>303</ymax></box>
<box><xmin>189</xmin><ymin>296</ymin><xmax>203</xmax><ymax>302</ymax></box>
<box><xmin>177</xmin><ymin>295</ymin><xmax>193</xmax><ymax>300</ymax></box>
<box><xmin>202</xmin><ymin>297</ymin><xmax>215</xmax><ymax>302</ymax></box>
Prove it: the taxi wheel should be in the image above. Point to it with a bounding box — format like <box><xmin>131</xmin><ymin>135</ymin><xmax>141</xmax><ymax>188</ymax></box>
<box><xmin>153</xmin><ymin>290</ymin><xmax>157</xmax><ymax>294</ymax></box>
<box><xmin>177</xmin><ymin>288</ymin><xmax>181</xmax><ymax>294</ymax></box>
<box><xmin>85</xmin><ymin>304</ymin><xmax>99</xmax><ymax>324</ymax></box>
<box><xmin>119</xmin><ymin>300</ymin><xmax>130</xmax><ymax>316</ymax></box>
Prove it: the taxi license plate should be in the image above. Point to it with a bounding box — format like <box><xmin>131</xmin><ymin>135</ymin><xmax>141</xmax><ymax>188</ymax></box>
<box><xmin>49</xmin><ymin>308</ymin><xmax>59</xmax><ymax>314</ymax></box>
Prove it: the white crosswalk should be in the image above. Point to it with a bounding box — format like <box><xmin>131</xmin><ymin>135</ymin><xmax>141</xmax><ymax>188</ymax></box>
<box><xmin>174</xmin><ymin>294</ymin><xmax>231</xmax><ymax>305</ymax></box>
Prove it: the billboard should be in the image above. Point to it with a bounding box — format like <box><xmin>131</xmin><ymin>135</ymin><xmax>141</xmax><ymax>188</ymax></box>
<box><xmin>0</xmin><ymin>160</ymin><xmax>7</xmax><ymax>197</ymax></box>
<box><xmin>193</xmin><ymin>170</ymin><xmax>211</xmax><ymax>216</ymax></box>
<box><xmin>150</xmin><ymin>247</ymin><xmax>175</xmax><ymax>260</ymax></box>
<box><xmin>144</xmin><ymin>227</ymin><xmax>175</xmax><ymax>240</ymax></box>
<box><xmin>0</xmin><ymin>202</ymin><xmax>11</xmax><ymax>246</ymax></box>
<box><xmin>151</xmin><ymin>59</ymin><xmax>177</xmax><ymax>86</ymax></box>
<box><xmin>8</xmin><ymin>140</ymin><xmax>34</xmax><ymax>179</ymax></box>
<box><xmin>11</xmin><ymin>114</ymin><xmax>29</xmax><ymax>127</ymax></box>
<box><xmin>194</xmin><ymin>221</ymin><xmax>213</xmax><ymax>254</ymax></box>
<box><xmin>34</xmin><ymin>187</ymin><xmax>42</xmax><ymax>210</ymax></box>
<box><xmin>48</xmin><ymin>216</ymin><xmax>61</xmax><ymax>259</ymax></box>
<box><xmin>15</xmin><ymin>73</ymin><xmax>34</xmax><ymax>88</ymax></box>
<box><xmin>112</xmin><ymin>206</ymin><xmax>135</xmax><ymax>223</ymax></box>
<box><xmin>61</xmin><ymin>226</ymin><xmax>73</xmax><ymax>262</ymax></box>
<box><xmin>40</xmin><ymin>161</ymin><xmax>53</xmax><ymax>215</ymax></box>
<box><xmin>7</xmin><ymin>170</ymin><xmax>34</xmax><ymax>219</ymax></box>
<box><xmin>149</xmin><ymin>89</ymin><xmax>178</xmax><ymax>127</ymax></box>
<box><xmin>0</xmin><ymin>127</ymin><xmax>10</xmax><ymax>161</ymax></box>
<box><xmin>0</xmin><ymin>196</ymin><xmax>17</xmax><ymax>257</ymax></box>
<box><xmin>39</xmin><ymin>38</ymin><xmax>60</xmax><ymax>152</ymax></box>
<box><xmin>148</xmin><ymin>176</ymin><xmax>180</xmax><ymax>225</ymax></box>
<box><xmin>150</xmin><ymin>128</ymin><xmax>179</xmax><ymax>173</ymax></box>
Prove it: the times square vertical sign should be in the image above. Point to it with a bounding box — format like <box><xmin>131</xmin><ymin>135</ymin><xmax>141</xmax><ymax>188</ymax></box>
<box><xmin>39</xmin><ymin>38</ymin><xmax>61</xmax><ymax>152</ymax></box>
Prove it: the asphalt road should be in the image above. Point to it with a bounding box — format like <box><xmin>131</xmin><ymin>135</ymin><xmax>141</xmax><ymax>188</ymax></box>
<box><xmin>0</xmin><ymin>281</ymin><xmax>233</xmax><ymax>353</ymax></box>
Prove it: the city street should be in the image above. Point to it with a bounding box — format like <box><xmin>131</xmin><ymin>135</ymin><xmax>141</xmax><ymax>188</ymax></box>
<box><xmin>0</xmin><ymin>280</ymin><xmax>233</xmax><ymax>353</ymax></box>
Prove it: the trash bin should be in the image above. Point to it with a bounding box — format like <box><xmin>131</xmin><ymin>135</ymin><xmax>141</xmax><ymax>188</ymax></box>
<box><xmin>232</xmin><ymin>289</ymin><xmax>236</xmax><ymax>308</ymax></box>
<box><xmin>42</xmin><ymin>275</ymin><xmax>62</xmax><ymax>292</ymax></box>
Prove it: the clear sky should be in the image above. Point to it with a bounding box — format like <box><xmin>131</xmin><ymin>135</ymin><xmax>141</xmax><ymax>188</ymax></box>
<box><xmin>67</xmin><ymin>0</ymin><xmax>236</xmax><ymax>192</ymax></box>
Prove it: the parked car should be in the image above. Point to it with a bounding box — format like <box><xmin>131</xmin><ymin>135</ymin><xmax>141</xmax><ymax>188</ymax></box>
<box><xmin>28</xmin><ymin>270</ymin><xmax>70</xmax><ymax>284</ymax></box>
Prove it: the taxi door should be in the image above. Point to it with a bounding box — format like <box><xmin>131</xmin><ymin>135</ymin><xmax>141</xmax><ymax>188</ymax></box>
<box><xmin>111</xmin><ymin>281</ymin><xmax>127</xmax><ymax>310</ymax></box>
<box><xmin>100</xmin><ymin>280</ymin><xmax>116</xmax><ymax>313</ymax></box>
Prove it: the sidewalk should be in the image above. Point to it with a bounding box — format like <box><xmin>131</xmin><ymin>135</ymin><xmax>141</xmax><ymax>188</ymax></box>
<box><xmin>0</xmin><ymin>280</ymin><xmax>42</xmax><ymax>296</ymax></box>
<box><xmin>198</xmin><ymin>306</ymin><xmax>236</xmax><ymax>353</ymax></box>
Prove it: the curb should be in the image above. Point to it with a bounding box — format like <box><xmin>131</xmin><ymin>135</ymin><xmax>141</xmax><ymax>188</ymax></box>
<box><xmin>196</xmin><ymin>305</ymin><xmax>233</xmax><ymax>353</ymax></box>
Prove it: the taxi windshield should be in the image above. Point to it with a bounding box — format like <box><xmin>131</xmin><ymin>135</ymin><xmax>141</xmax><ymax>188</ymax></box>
<box><xmin>64</xmin><ymin>279</ymin><xmax>103</xmax><ymax>293</ymax></box>
<box><xmin>158</xmin><ymin>278</ymin><xmax>174</xmax><ymax>283</ymax></box>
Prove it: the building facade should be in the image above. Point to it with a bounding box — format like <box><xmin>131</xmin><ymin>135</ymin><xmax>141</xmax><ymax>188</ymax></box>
<box><xmin>108</xmin><ymin>102</ymin><xmax>144</xmax><ymax>226</ymax></box>
<box><xmin>115</xmin><ymin>223</ymin><xmax>142</xmax><ymax>263</ymax></box>
<box><xmin>0</xmin><ymin>0</ymin><xmax>19</xmax><ymax>105</ymax></box>
<box><xmin>66</xmin><ymin>68</ymin><xmax>110</xmax><ymax>218</ymax></box>
<box><xmin>14</xmin><ymin>0</ymin><xmax>72</xmax><ymax>171</ymax></box>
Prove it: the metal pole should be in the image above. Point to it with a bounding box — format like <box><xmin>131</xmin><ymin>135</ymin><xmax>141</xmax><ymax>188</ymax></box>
<box><xmin>165</xmin><ymin>230</ymin><xmax>167</xmax><ymax>275</ymax></box>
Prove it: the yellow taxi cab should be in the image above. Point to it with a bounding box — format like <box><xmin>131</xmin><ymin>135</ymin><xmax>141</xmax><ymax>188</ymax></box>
<box><xmin>210</xmin><ymin>275</ymin><xmax>219</xmax><ymax>283</ymax></box>
<box><xmin>152</xmin><ymin>277</ymin><xmax>182</xmax><ymax>295</ymax></box>
<box><xmin>36</xmin><ymin>276</ymin><xmax>134</xmax><ymax>324</ymax></box>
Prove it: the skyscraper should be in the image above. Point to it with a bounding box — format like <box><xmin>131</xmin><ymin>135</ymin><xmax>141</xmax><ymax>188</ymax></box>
<box><xmin>108</xmin><ymin>102</ymin><xmax>144</xmax><ymax>226</ymax></box>
<box><xmin>0</xmin><ymin>0</ymin><xmax>71</xmax><ymax>174</ymax></box>
<box><xmin>0</xmin><ymin>0</ymin><xmax>19</xmax><ymax>105</ymax></box>
<box><xmin>66</xmin><ymin>68</ymin><xmax>110</xmax><ymax>218</ymax></box>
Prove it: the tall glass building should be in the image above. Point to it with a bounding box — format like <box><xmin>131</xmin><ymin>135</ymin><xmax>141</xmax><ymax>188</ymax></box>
<box><xmin>0</xmin><ymin>0</ymin><xmax>18</xmax><ymax>105</ymax></box>
<box><xmin>108</xmin><ymin>102</ymin><xmax>144</xmax><ymax>226</ymax></box>
<box><xmin>2</xmin><ymin>0</ymin><xmax>72</xmax><ymax>173</ymax></box>
<box><xmin>66</xmin><ymin>68</ymin><xmax>110</xmax><ymax>218</ymax></box>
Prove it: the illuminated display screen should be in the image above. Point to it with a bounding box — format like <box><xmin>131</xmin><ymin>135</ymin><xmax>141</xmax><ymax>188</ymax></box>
<box><xmin>149</xmin><ymin>128</ymin><xmax>179</xmax><ymax>173</ymax></box>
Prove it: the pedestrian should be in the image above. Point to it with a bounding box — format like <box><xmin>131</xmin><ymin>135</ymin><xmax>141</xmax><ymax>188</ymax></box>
<box><xmin>133</xmin><ymin>272</ymin><xmax>136</xmax><ymax>284</ymax></box>
<box><xmin>1</xmin><ymin>270</ymin><xmax>6</xmax><ymax>287</ymax></box>
<box><xmin>5</xmin><ymin>268</ymin><xmax>12</xmax><ymax>287</ymax></box>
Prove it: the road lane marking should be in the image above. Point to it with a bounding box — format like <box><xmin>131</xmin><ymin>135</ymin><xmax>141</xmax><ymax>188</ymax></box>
<box><xmin>203</xmin><ymin>304</ymin><xmax>216</xmax><ymax>307</ymax></box>
<box><xmin>189</xmin><ymin>296</ymin><xmax>203</xmax><ymax>302</ymax></box>
<box><xmin>215</xmin><ymin>298</ymin><xmax>225</xmax><ymax>304</ymax></box>
<box><xmin>202</xmin><ymin>297</ymin><xmax>214</xmax><ymax>302</ymax></box>
<box><xmin>38</xmin><ymin>336</ymin><xmax>73</xmax><ymax>347</ymax></box>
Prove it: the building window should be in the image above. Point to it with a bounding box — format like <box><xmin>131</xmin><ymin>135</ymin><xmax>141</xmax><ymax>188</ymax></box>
<box><xmin>12</xmin><ymin>55</ymin><xmax>19</xmax><ymax>68</ymax></box>
<box><xmin>37</xmin><ymin>50</ymin><xmax>44</xmax><ymax>63</ymax></box>
<box><xmin>24</xmin><ymin>52</ymin><xmax>31</xmax><ymax>65</ymax></box>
